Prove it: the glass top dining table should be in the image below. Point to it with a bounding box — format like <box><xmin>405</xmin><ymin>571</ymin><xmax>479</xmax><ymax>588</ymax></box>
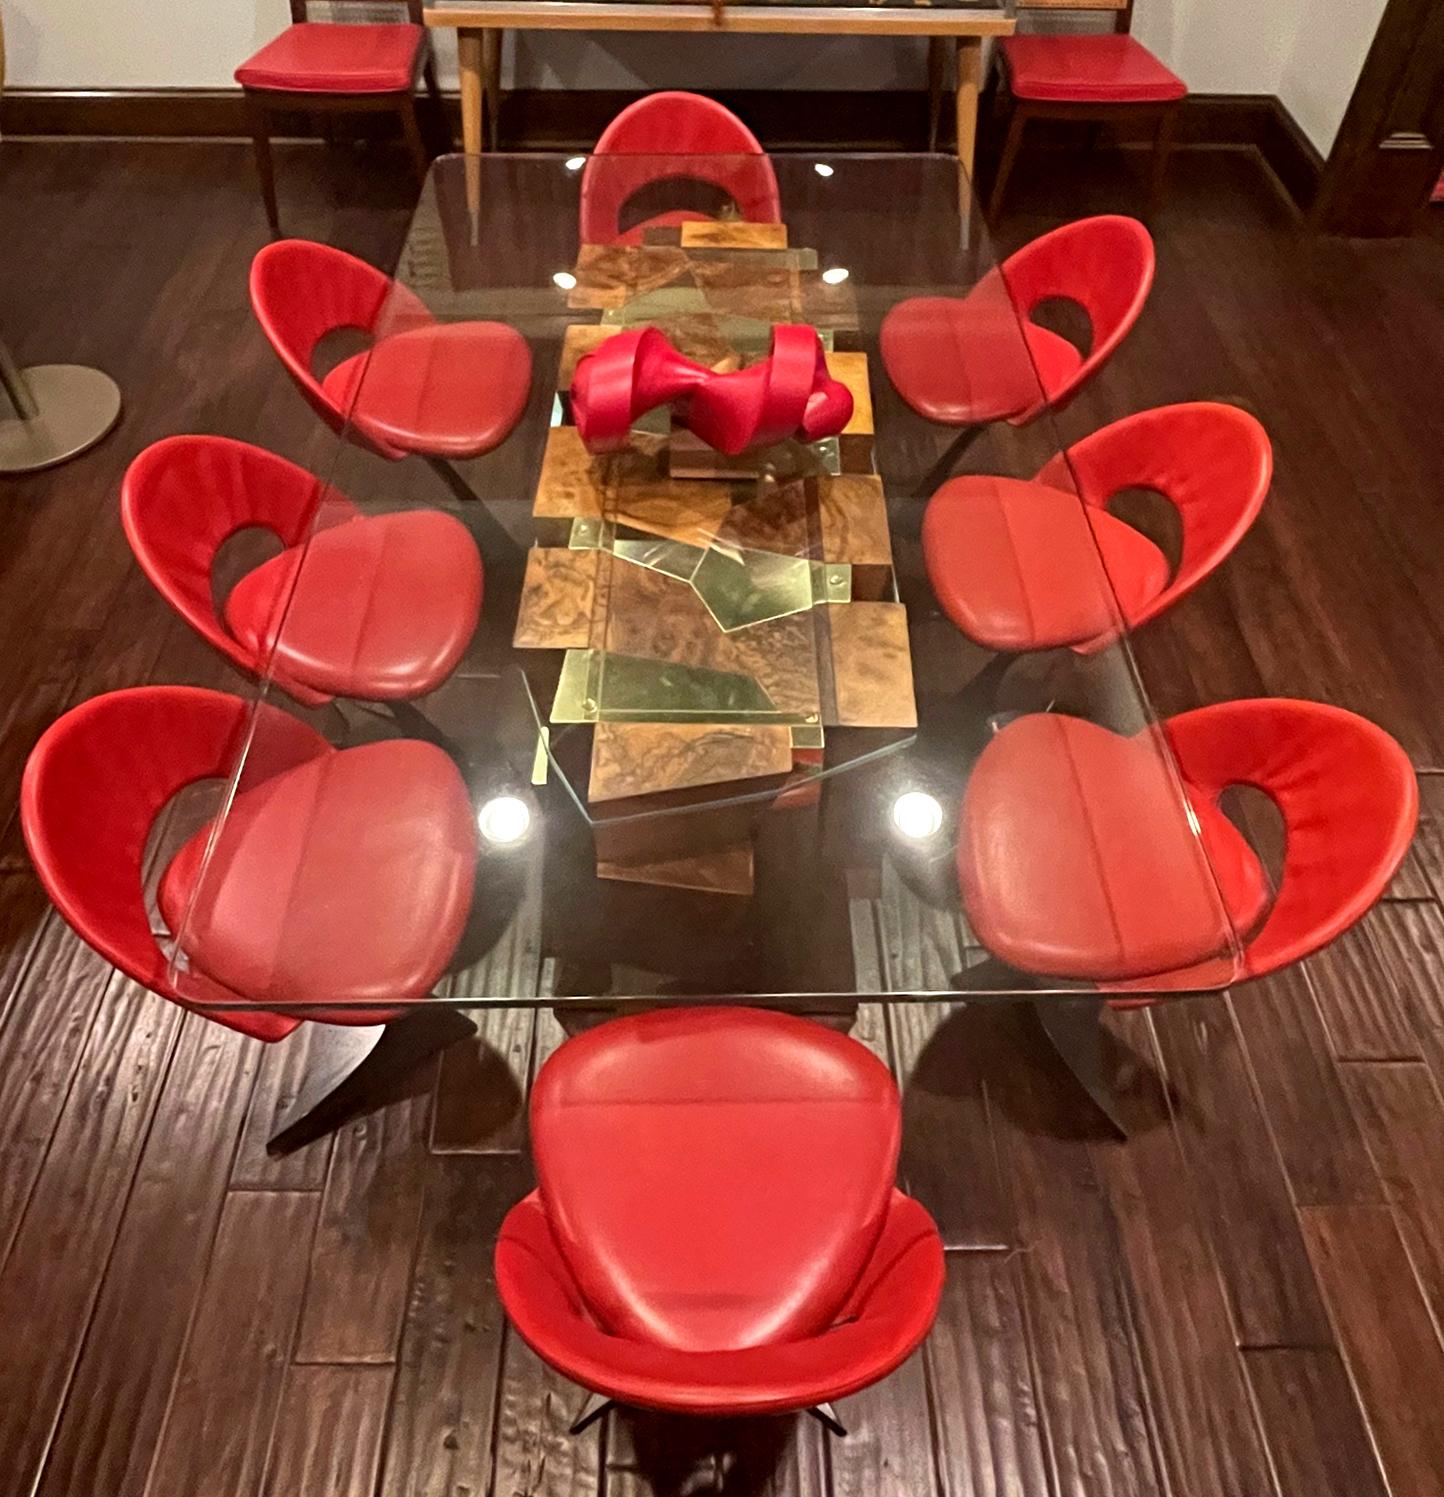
<box><xmin>164</xmin><ymin>152</ymin><xmax>1246</xmax><ymax>1015</ymax></box>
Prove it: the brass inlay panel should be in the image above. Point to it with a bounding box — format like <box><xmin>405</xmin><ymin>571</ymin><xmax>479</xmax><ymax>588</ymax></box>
<box><xmin>552</xmin><ymin>648</ymin><xmax>782</xmax><ymax>724</ymax></box>
<box><xmin>597</xmin><ymin>843</ymin><xmax>754</xmax><ymax>896</ymax></box>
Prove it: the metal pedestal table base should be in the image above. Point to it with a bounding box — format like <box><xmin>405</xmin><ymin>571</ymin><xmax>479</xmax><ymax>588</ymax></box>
<box><xmin>0</xmin><ymin>364</ymin><xmax>123</xmax><ymax>474</ymax></box>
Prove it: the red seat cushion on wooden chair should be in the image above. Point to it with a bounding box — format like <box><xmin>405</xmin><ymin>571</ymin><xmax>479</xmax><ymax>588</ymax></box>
<box><xmin>322</xmin><ymin>322</ymin><xmax>534</xmax><ymax>460</ymax></box>
<box><xmin>1001</xmin><ymin>34</ymin><xmax>1187</xmax><ymax>105</ymax></box>
<box><xmin>923</xmin><ymin>476</ymin><xmax>1170</xmax><ymax>652</ymax></box>
<box><xmin>235</xmin><ymin>22</ymin><xmax>424</xmax><ymax>94</ymax></box>
<box><xmin>529</xmin><ymin>1006</ymin><xmax>902</xmax><ymax>1354</ymax></box>
<box><xmin>959</xmin><ymin>713</ymin><xmax>1267</xmax><ymax>981</ymax></box>
<box><xmin>224</xmin><ymin>509</ymin><xmax>483</xmax><ymax>702</ymax></box>
<box><xmin>158</xmin><ymin>739</ymin><xmax>477</xmax><ymax>1015</ymax></box>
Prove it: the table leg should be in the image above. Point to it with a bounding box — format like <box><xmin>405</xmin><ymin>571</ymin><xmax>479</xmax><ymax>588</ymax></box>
<box><xmin>955</xmin><ymin>35</ymin><xmax>984</xmax><ymax>209</ymax></box>
<box><xmin>482</xmin><ymin>27</ymin><xmax>503</xmax><ymax>148</ymax></box>
<box><xmin>927</xmin><ymin>36</ymin><xmax>948</xmax><ymax>153</ymax></box>
<box><xmin>458</xmin><ymin>28</ymin><xmax>485</xmax><ymax>154</ymax></box>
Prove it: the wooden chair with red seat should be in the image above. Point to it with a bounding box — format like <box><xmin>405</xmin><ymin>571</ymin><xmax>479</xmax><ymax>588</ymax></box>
<box><xmin>249</xmin><ymin>239</ymin><xmax>532</xmax><ymax>481</ymax></box>
<box><xmin>580</xmin><ymin>91</ymin><xmax>782</xmax><ymax>247</ymax></box>
<box><xmin>923</xmin><ymin>402</ymin><xmax>1272</xmax><ymax>660</ymax></box>
<box><xmin>496</xmin><ymin>1006</ymin><xmax>944</xmax><ymax>1435</ymax></box>
<box><xmin>122</xmin><ymin>436</ymin><xmax>483</xmax><ymax>710</ymax></box>
<box><xmin>237</xmin><ymin>0</ymin><xmax>445</xmax><ymax>236</ymax></box>
<box><xmin>880</xmin><ymin>215</ymin><xmax>1154</xmax><ymax>482</ymax></box>
<box><xmin>955</xmin><ymin>701</ymin><xmax>1418</xmax><ymax>1127</ymax></box>
<box><xmin>987</xmin><ymin>0</ymin><xmax>1187</xmax><ymax>219</ymax></box>
<box><xmin>21</xmin><ymin>685</ymin><xmax>481</xmax><ymax>1150</ymax></box>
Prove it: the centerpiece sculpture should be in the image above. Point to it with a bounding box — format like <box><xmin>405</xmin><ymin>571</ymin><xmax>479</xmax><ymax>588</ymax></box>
<box><xmin>570</xmin><ymin>323</ymin><xmax>854</xmax><ymax>457</ymax></box>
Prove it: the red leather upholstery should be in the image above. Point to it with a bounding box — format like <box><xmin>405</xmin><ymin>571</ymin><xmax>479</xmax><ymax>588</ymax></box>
<box><xmin>580</xmin><ymin>92</ymin><xmax>782</xmax><ymax>246</ymax></box>
<box><xmin>924</xmin><ymin>403</ymin><xmax>1272</xmax><ymax>653</ymax></box>
<box><xmin>960</xmin><ymin>713</ymin><xmax>1256</xmax><ymax>981</ymax></box>
<box><xmin>225</xmin><ymin>508</ymin><xmax>482</xmax><ymax>702</ymax></box>
<box><xmin>498</xmin><ymin>1187</ymin><xmax>942</xmax><ymax>1418</ymax></box>
<box><xmin>21</xmin><ymin>687</ymin><xmax>478</xmax><ymax>1037</ymax></box>
<box><xmin>235</xmin><ymin>22</ymin><xmax>423</xmax><ymax>94</ymax></box>
<box><xmin>923</xmin><ymin>476</ymin><xmax>1169</xmax><ymax>652</ymax></box>
<box><xmin>321</xmin><ymin>322</ymin><xmax>533</xmax><ymax>460</ymax></box>
<box><xmin>958</xmin><ymin>703</ymin><xmax>1417</xmax><ymax>988</ymax></box>
<box><xmin>1001</xmin><ymin>34</ymin><xmax>1188</xmax><ymax>105</ymax></box>
<box><xmin>249</xmin><ymin>240</ymin><xmax>532</xmax><ymax>460</ymax></box>
<box><xmin>123</xmin><ymin>436</ymin><xmax>483</xmax><ymax>706</ymax></box>
<box><xmin>498</xmin><ymin>1006</ymin><xmax>943</xmax><ymax>1417</ymax></box>
<box><xmin>157</xmin><ymin>737</ymin><xmax>476</xmax><ymax>1016</ymax></box>
<box><xmin>881</xmin><ymin>216</ymin><xmax>1155</xmax><ymax>426</ymax></box>
<box><xmin>20</xmin><ymin>688</ymin><xmax>318</xmax><ymax>1041</ymax></box>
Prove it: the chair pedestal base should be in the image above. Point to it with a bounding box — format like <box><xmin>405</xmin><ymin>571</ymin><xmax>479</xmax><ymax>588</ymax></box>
<box><xmin>0</xmin><ymin>361</ymin><xmax>122</xmax><ymax>474</ymax></box>
<box><xmin>267</xmin><ymin>1004</ymin><xmax>477</xmax><ymax>1154</ymax></box>
<box><xmin>568</xmin><ymin>1392</ymin><xmax>849</xmax><ymax>1438</ymax></box>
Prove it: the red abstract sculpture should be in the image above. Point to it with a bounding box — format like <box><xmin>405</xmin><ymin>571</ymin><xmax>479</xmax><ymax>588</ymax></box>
<box><xmin>570</xmin><ymin>324</ymin><xmax>854</xmax><ymax>457</ymax></box>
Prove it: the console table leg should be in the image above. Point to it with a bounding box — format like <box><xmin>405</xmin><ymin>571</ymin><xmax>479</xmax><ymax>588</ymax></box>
<box><xmin>459</xmin><ymin>29</ymin><xmax>486</xmax><ymax>154</ymax></box>
<box><xmin>955</xmin><ymin>36</ymin><xmax>984</xmax><ymax>209</ymax></box>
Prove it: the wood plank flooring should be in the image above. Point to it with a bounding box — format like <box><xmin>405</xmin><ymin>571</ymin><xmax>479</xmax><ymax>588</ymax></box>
<box><xmin>4</xmin><ymin>136</ymin><xmax>1444</xmax><ymax>1495</ymax></box>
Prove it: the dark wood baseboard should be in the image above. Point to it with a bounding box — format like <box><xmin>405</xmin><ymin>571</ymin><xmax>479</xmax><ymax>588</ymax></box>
<box><xmin>2</xmin><ymin>85</ymin><xmax>1324</xmax><ymax>208</ymax></box>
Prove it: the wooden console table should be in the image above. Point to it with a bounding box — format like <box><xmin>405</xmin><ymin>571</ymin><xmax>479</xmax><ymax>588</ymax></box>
<box><xmin>423</xmin><ymin>1</ymin><xmax>1016</xmax><ymax>178</ymax></box>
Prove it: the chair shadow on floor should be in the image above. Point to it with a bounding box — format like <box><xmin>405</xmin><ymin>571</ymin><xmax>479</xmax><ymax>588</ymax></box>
<box><xmin>613</xmin><ymin>1406</ymin><xmax>803</xmax><ymax>1496</ymax></box>
<box><xmin>903</xmin><ymin>999</ymin><xmax>1177</xmax><ymax>1146</ymax></box>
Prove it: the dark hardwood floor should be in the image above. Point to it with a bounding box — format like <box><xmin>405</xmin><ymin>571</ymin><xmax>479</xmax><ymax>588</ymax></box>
<box><xmin>4</xmin><ymin>135</ymin><xmax>1444</xmax><ymax>1496</ymax></box>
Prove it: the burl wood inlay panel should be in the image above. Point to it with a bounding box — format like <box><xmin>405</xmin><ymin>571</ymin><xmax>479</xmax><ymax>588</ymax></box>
<box><xmin>513</xmin><ymin>548</ymin><xmax>598</xmax><ymax>649</ymax></box>
<box><xmin>589</xmin><ymin>721</ymin><xmax>794</xmax><ymax>803</ymax></box>
<box><xmin>679</xmin><ymin>222</ymin><xmax>790</xmax><ymax>251</ymax></box>
<box><xmin>827</xmin><ymin>602</ymin><xmax>918</xmax><ymax>728</ymax></box>
<box><xmin>825</xmin><ymin>351</ymin><xmax>875</xmax><ymax>436</ymax></box>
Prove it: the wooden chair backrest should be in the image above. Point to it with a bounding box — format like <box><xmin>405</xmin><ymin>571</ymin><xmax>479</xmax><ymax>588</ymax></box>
<box><xmin>288</xmin><ymin>0</ymin><xmax>425</xmax><ymax>24</ymax></box>
<box><xmin>1015</xmin><ymin>0</ymin><xmax>1134</xmax><ymax>34</ymax></box>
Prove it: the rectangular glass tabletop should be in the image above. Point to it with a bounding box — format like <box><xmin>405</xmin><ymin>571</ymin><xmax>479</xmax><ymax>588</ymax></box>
<box><xmin>164</xmin><ymin>152</ymin><xmax>1246</xmax><ymax>1012</ymax></box>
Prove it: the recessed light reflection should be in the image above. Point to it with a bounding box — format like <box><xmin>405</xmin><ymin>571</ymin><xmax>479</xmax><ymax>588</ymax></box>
<box><xmin>821</xmin><ymin>267</ymin><xmax>850</xmax><ymax>286</ymax></box>
<box><xmin>814</xmin><ymin>162</ymin><xmax>835</xmax><ymax>177</ymax></box>
<box><xmin>552</xmin><ymin>271</ymin><xmax>578</xmax><ymax>290</ymax></box>
<box><xmin>478</xmin><ymin>795</ymin><xmax>532</xmax><ymax>846</ymax></box>
<box><xmin>891</xmin><ymin>791</ymin><xmax>944</xmax><ymax>841</ymax></box>
<box><xmin>565</xmin><ymin>155</ymin><xmax>587</xmax><ymax>171</ymax></box>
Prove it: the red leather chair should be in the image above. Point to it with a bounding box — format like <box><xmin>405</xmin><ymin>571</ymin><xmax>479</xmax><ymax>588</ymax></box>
<box><xmin>20</xmin><ymin>686</ymin><xmax>478</xmax><ymax>1038</ymax></box>
<box><xmin>580</xmin><ymin>92</ymin><xmax>782</xmax><ymax>246</ymax></box>
<box><xmin>923</xmin><ymin>403</ymin><xmax>1272</xmax><ymax>653</ymax></box>
<box><xmin>881</xmin><ymin>215</ymin><xmax>1154</xmax><ymax>429</ymax></box>
<box><xmin>496</xmin><ymin>1006</ymin><xmax>943</xmax><ymax>1432</ymax></box>
<box><xmin>122</xmin><ymin>437</ymin><xmax>482</xmax><ymax>707</ymax></box>
<box><xmin>237</xmin><ymin>0</ymin><xmax>443</xmax><ymax>236</ymax></box>
<box><xmin>957</xmin><ymin>701</ymin><xmax>1418</xmax><ymax>988</ymax></box>
<box><xmin>988</xmin><ymin>12</ymin><xmax>1188</xmax><ymax>219</ymax></box>
<box><xmin>249</xmin><ymin>239</ymin><xmax>532</xmax><ymax>462</ymax></box>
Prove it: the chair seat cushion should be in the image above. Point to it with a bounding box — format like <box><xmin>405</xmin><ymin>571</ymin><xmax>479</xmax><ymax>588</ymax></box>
<box><xmin>322</xmin><ymin>321</ymin><xmax>533</xmax><ymax>460</ymax></box>
<box><xmin>1002</xmin><ymin>34</ymin><xmax>1188</xmax><ymax>105</ymax></box>
<box><xmin>880</xmin><ymin>291</ymin><xmax>1082</xmax><ymax>426</ymax></box>
<box><xmin>236</xmin><ymin>22</ymin><xmax>424</xmax><ymax>94</ymax></box>
<box><xmin>530</xmin><ymin>1006</ymin><xmax>901</xmax><ymax>1354</ymax></box>
<box><xmin>960</xmin><ymin>713</ymin><xmax>1267</xmax><ymax>981</ymax></box>
<box><xmin>496</xmin><ymin>1185</ymin><xmax>943</xmax><ymax>1417</ymax></box>
<box><xmin>923</xmin><ymin>476</ymin><xmax>1171</xmax><ymax>651</ymax></box>
<box><xmin>158</xmin><ymin>739</ymin><xmax>477</xmax><ymax>1012</ymax></box>
<box><xmin>224</xmin><ymin>510</ymin><xmax>483</xmax><ymax>703</ymax></box>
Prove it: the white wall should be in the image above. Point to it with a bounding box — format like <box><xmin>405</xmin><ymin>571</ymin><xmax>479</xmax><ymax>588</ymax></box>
<box><xmin>1</xmin><ymin>0</ymin><xmax>1386</xmax><ymax>150</ymax></box>
<box><xmin>1277</xmin><ymin>0</ymin><xmax>1388</xmax><ymax>156</ymax></box>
